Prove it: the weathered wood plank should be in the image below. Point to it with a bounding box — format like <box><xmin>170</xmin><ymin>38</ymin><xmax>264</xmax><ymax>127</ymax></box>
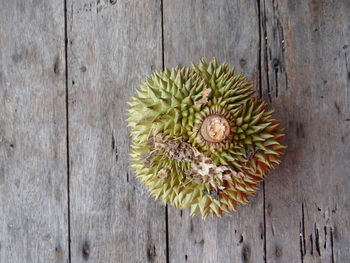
<box><xmin>260</xmin><ymin>0</ymin><xmax>350</xmax><ymax>262</ymax></box>
<box><xmin>163</xmin><ymin>1</ymin><xmax>265</xmax><ymax>262</ymax></box>
<box><xmin>0</xmin><ymin>0</ymin><xmax>68</xmax><ymax>262</ymax></box>
<box><xmin>66</xmin><ymin>0</ymin><xmax>166</xmax><ymax>262</ymax></box>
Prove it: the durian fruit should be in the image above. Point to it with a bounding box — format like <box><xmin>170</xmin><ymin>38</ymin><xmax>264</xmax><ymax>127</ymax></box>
<box><xmin>127</xmin><ymin>58</ymin><xmax>285</xmax><ymax>219</ymax></box>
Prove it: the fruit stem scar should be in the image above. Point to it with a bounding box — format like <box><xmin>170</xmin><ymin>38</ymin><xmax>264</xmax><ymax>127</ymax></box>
<box><xmin>200</xmin><ymin>115</ymin><xmax>230</xmax><ymax>143</ymax></box>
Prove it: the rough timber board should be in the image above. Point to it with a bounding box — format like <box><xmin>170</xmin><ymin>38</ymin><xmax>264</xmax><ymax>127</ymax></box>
<box><xmin>66</xmin><ymin>0</ymin><xmax>166</xmax><ymax>262</ymax></box>
<box><xmin>0</xmin><ymin>0</ymin><xmax>68</xmax><ymax>262</ymax></box>
<box><xmin>260</xmin><ymin>0</ymin><xmax>350</xmax><ymax>262</ymax></box>
<box><xmin>163</xmin><ymin>1</ymin><xmax>265</xmax><ymax>262</ymax></box>
<box><xmin>1</xmin><ymin>0</ymin><xmax>349</xmax><ymax>262</ymax></box>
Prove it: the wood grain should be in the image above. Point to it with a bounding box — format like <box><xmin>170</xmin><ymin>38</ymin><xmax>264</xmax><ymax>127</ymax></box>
<box><xmin>66</xmin><ymin>0</ymin><xmax>166</xmax><ymax>262</ymax></box>
<box><xmin>163</xmin><ymin>1</ymin><xmax>265</xmax><ymax>262</ymax></box>
<box><xmin>260</xmin><ymin>0</ymin><xmax>350</xmax><ymax>262</ymax></box>
<box><xmin>0</xmin><ymin>0</ymin><xmax>68</xmax><ymax>262</ymax></box>
<box><xmin>1</xmin><ymin>0</ymin><xmax>349</xmax><ymax>262</ymax></box>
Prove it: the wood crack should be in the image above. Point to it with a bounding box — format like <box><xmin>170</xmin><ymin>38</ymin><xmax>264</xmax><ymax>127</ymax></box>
<box><xmin>302</xmin><ymin>202</ymin><xmax>306</xmax><ymax>256</ymax></box>
<box><xmin>309</xmin><ymin>234</ymin><xmax>313</xmax><ymax>255</ymax></box>
<box><xmin>64</xmin><ymin>0</ymin><xmax>72</xmax><ymax>262</ymax></box>
<box><xmin>299</xmin><ymin>202</ymin><xmax>306</xmax><ymax>262</ymax></box>
<box><xmin>271</xmin><ymin>0</ymin><xmax>288</xmax><ymax>97</ymax></box>
<box><xmin>257</xmin><ymin>0</ymin><xmax>263</xmax><ymax>98</ymax></box>
<box><xmin>263</xmin><ymin>182</ymin><xmax>267</xmax><ymax>263</ymax></box>
<box><xmin>330</xmin><ymin>227</ymin><xmax>334</xmax><ymax>263</ymax></box>
<box><xmin>314</xmin><ymin>223</ymin><xmax>321</xmax><ymax>256</ymax></box>
<box><xmin>257</xmin><ymin>1</ymin><xmax>267</xmax><ymax>262</ymax></box>
<box><xmin>344</xmin><ymin>49</ymin><xmax>350</xmax><ymax>80</ymax></box>
<box><xmin>299</xmin><ymin>222</ymin><xmax>304</xmax><ymax>263</ymax></box>
<box><xmin>262</xmin><ymin>0</ymin><xmax>272</xmax><ymax>103</ymax></box>
<box><xmin>161</xmin><ymin>1</ymin><xmax>169</xmax><ymax>262</ymax></box>
<box><xmin>297</xmin><ymin>206</ymin><xmax>337</xmax><ymax>262</ymax></box>
<box><xmin>111</xmin><ymin>133</ymin><xmax>115</xmax><ymax>150</ymax></box>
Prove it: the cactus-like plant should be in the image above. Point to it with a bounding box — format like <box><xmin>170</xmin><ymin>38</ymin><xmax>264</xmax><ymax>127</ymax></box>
<box><xmin>127</xmin><ymin>58</ymin><xmax>285</xmax><ymax>219</ymax></box>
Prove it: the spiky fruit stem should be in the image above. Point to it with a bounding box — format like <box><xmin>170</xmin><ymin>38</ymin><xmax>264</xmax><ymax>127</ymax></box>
<box><xmin>200</xmin><ymin>115</ymin><xmax>231</xmax><ymax>143</ymax></box>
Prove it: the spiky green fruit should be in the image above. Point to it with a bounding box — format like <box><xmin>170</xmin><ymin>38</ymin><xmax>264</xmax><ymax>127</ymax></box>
<box><xmin>127</xmin><ymin>58</ymin><xmax>285</xmax><ymax>219</ymax></box>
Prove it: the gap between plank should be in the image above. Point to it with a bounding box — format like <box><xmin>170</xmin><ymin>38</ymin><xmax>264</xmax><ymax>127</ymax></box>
<box><xmin>257</xmin><ymin>0</ymin><xmax>267</xmax><ymax>262</ymax></box>
<box><xmin>257</xmin><ymin>0</ymin><xmax>263</xmax><ymax>98</ymax></box>
<box><xmin>161</xmin><ymin>1</ymin><xmax>169</xmax><ymax>262</ymax></box>
<box><xmin>64</xmin><ymin>0</ymin><xmax>72</xmax><ymax>262</ymax></box>
<box><xmin>263</xmin><ymin>181</ymin><xmax>267</xmax><ymax>263</ymax></box>
<box><xmin>261</xmin><ymin>0</ymin><xmax>272</xmax><ymax>103</ymax></box>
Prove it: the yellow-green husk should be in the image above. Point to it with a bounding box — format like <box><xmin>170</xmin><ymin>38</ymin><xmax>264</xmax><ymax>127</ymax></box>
<box><xmin>127</xmin><ymin>58</ymin><xmax>285</xmax><ymax>219</ymax></box>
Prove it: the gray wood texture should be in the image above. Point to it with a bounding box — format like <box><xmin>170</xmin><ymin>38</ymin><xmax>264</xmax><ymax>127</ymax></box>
<box><xmin>0</xmin><ymin>0</ymin><xmax>68</xmax><ymax>262</ymax></box>
<box><xmin>260</xmin><ymin>1</ymin><xmax>350</xmax><ymax>262</ymax></box>
<box><xmin>1</xmin><ymin>0</ymin><xmax>349</xmax><ymax>262</ymax></box>
<box><xmin>163</xmin><ymin>1</ymin><xmax>265</xmax><ymax>263</ymax></box>
<box><xmin>66</xmin><ymin>0</ymin><xmax>166</xmax><ymax>262</ymax></box>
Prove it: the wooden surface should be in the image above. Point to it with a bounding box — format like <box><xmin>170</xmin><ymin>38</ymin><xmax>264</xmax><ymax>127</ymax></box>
<box><xmin>164</xmin><ymin>1</ymin><xmax>265</xmax><ymax>263</ymax></box>
<box><xmin>0</xmin><ymin>0</ymin><xmax>68</xmax><ymax>262</ymax></box>
<box><xmin>67</xmin><ymin>1</ymin><xmax>165</xmax><ymax>262</ymax></box>
<box><xmin>0</xmin><ymin>0</ymin><xmax>349</xmax><ymax>263</ymax></box>
<box><xmin>261</xmin><ymin>1</ymin><xmax>350</xmax><ymax>262</ymax></box>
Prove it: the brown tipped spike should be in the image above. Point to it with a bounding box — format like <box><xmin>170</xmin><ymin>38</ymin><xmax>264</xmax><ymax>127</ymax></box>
<box><xmin>126</xmin><ymin>58</ymin><xmax>286</xmax><ymax>219</ymax></box>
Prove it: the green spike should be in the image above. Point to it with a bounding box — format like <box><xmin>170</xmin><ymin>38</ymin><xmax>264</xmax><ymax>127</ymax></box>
<box><xmin>127</xmin><ymin>58</ymin><xmax>286</xmax><ymax>219</ymax></box>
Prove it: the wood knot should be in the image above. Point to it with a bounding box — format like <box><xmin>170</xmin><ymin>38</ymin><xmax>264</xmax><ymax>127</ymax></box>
<box><xmin>147</xmin><ymin>244</ymin><xmax>156</xmax><ymax>261</ymax></box>
<box><xmin>54</xmin><ymin>57</ymin><xmax>60</xmax><ymax>74</ymax></box>
<box><xmin>242</xmin><ymin>245</ymin><xmax>250</xmax><ymax>263</ymax></box>
<box><xmin>275</xmin><ymin>247</ymin><xmax>281</xmax><ymax>257</ymax></box>
<box><xmin>273</xmin><ymin>58</ymin><xmax>279</xmax><ymax>68</ymax></box>
<box><xmin>268</xmin><ymin>204</ymin><xmax>272</xmax><ymax>216</ymax></box>
<box><xmin>240</xmin><ymin>59</ymin><xmax>246</xmax><ymax>67</ymax></box>
<box><xmin>82</xmin><ymin>242</ymin><xmax>90</xmax><ymax>260</ymax></box>
<box><xmin>55</xmin><ymin>247</ymin><xmax>61</xmax><ymax>258</ymax></box>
